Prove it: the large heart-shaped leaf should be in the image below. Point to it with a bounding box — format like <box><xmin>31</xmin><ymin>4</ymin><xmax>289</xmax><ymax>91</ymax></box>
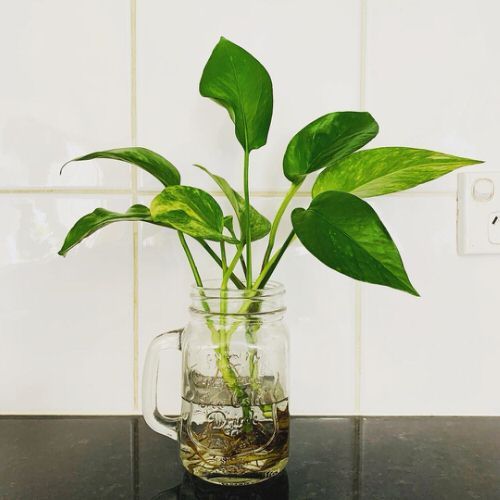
<box><xmin>194</xmin><ymin>164</ymin><xmax>270</xmax><ymax>241</ymax></box>
<box><xmin>61</xmin><ymin>147</ymin><xmax>181</xmax><ymax>187</ymax></box>
<box><xmin>59</xmin><ymin>204</ymin><xmax>157</xmax><ymax>256</ymax></box>
<box><xmin>150</xmin><ymin>186</ymin><xmax>236</xmax><ymax>243</ymax></box>
<box><xmin>313</xmin><ymin>147</ymin><xmax>483</xmax><ymax>198</ymax></box>
<box><xmin>199</xmin><ymin>37</ymin><xmax>273</xmax><ymax>152</ymax></box>
<box><xmin>291</xmin><ymin>191</ymin><xmax>418</xmax><ymax>295</ymax></box>
<box><xmin>283</xmin><ymin>112</ymin><xmax>379</xmax><ymax>183</ymax></box>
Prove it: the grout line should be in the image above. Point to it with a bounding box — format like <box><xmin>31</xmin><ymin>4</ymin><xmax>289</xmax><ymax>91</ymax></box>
<box><xmin>0</xmin><ymin>187</ymin><xmax>458</xmax><ymax>198</ymax></box>
<box><xmin>135</xmin><ymin>189</ymin><xmax>316</xmax><ymax>198</ymax></box>
<box><xmin>372</xmin><ymin>190</ymin><xmax>457</xmax><ymax>197</ymax></box>
<box><xmin>354</xmin><ymin>284</ymin><xmax>362</xmax><ymax>415</ymax></box>
<box><xmin>130</xmin><ymin>0</ymin><xmax>137</xmax><ymax>155</ymax></box>
<box><xmin>132</xmin><ymin>223</ymin><xmax>139</xmax><ymax>412</ymax></box>
<box><xmin>136</xmin><ymin>189</ymin><xmax>458</xmax><ymax>198</ymax></box>
<box><xmin>130</xmin><ymin>0</ymin><xmax>139</xmax><ymax>412</ymax></box>
<box><xmin>136</xmin><ymin>189</ymin><xmax>315</xmax><ymax>198</ymax></box>
<box><xmin>0</xmin><ymin>188</ymin><xmax>133</xmax><ymax>195</ymax></box>
<box><xmin>359</xmin><ymin>0</ymin><xmax>367</xmax><ymax>111</ymax></box>
<box><xmin>132</xmin><ymin>225</ymin><xmax>139</xmax><ymax>411</ymax></box>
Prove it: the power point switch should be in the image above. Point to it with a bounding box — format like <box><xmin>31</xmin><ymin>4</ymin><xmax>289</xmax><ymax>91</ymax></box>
<box><xmin>473</xmin><ymin>178</ymin><xmax>495</xmax><ymax>202</ymax></box>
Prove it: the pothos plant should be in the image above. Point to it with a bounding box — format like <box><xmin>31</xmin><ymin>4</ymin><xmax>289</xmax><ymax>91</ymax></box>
<box><xmin>59</xmin><ymin>37</ymin><xmax>480</xmax><ymax>422</ymax></box>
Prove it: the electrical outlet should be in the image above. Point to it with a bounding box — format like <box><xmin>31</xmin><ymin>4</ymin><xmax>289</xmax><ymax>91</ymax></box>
<box><xmin>489</xmin><ymin>212</ymin><xmax>500</xmax><ymax>244</ymax></box>
<box><xmin>458</xmin><ymin>172</ymin><xmax>500</xmax><ymax>255</ymax></box>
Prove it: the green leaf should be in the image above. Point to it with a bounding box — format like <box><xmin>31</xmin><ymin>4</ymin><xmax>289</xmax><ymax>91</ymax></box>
<box><xmin>283</xmin><ymin>112</ymin><xmax>379</xmax><ymax>183</ymax></box>
<box><xmin>313</xmin><ymin>147</ymin><xmax>483</xmax><ymax>198</ymax></box>
<box><xmin>194</xmin><ymin>164</ymin><xmax>271</xmax><ymax>241</ymax></box>
<box><xmin>61</xmin><ymin>147</ymin><xmax>181</xmax><ymax>187</ymax></box>
<box><xmin>59</xmin><ymin>204</ymin><xmax>156</xmax><ymax>257</ymax></box>
<box><xmin>150</xmin><ymin>186</ymin><xmax>237</xmax><ymax>243</ymax></box>
<box><xmin>199</xmin><ymin>37</ymin><xmax>273</xmax><ymax>152</ymax></box>
<box><xmin>223</xmin><ymin>215</ymin><xmax>235</xmax><ymax>232</ymax></box>
<box><xmin>291</xmin><ymin>191</ymin><xmax>418</xmax><ymax>295</ymax></box>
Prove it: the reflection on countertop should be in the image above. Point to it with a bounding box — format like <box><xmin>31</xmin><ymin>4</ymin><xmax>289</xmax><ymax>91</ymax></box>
<box><xmin>1</xmin><ymin>416</ymin><xmax>499</xmax><ymax>499</ymax></box>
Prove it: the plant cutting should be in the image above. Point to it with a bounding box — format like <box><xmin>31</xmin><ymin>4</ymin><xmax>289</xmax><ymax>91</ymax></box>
<box><xmin>59</xmin><ymin>37</ymin><xmax>481</xmax><ymax>485</ymax></box>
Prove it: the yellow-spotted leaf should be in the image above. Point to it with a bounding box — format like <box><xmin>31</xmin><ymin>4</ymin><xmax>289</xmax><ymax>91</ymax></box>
<box><xmin>151</xmin><ymin>186</ymin><xmax>237</xmax><ymax>243</ymax></box>
<box><xmin>59</xmin><ymin>204</ymin><xmax>159</xmax><ymax>256</ymax></box>
<box><xmin>313</xmin><ymin>147</ymin><xmax>483</xmax><ymax>198</ymax></box>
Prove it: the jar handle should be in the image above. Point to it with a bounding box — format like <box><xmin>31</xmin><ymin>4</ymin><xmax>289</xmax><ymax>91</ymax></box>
<box><xmin>142</xmin><ymin>328</ymin><xmax>183</xmax><ymax>441</ymax></box>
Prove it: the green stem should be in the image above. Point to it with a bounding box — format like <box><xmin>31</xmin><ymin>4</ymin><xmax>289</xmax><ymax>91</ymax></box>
<box><xmin>256</xmin><ymin>230</ymin><xmax>296</xmax><ymax>289</ymax></box>
<box><xmin>261</xmin><ymin>181</ymin><xmax>303</xmax><ymax>270</ymax></box>
<box><xmin>243</xmin><ymin>147</ymin><xmax>252</xmax><ymax>287</ymax></box>
<box><xmin>218</xmin><ymin>231</ymin><xmax>296</xmax><ymax>345</ymax></box>
<box><xmin>219</xmin><ymin>241</ymin><xmax>253</xmax><ymax>431</ymax></box>
<box><xmin>220</xmin><ymin>241</ymin><xmax>228</xmax><ymax>276</ymax></box>
<box><xmin>227</xmin><ymin>224</ymin><xmax>248</xmax><ymax>277</ymax></box>
<box><xmin>218</xmin><ymin>241</ymin><xmax>228</xmax><ymax>363</ymax></box>
<box><xmin>196</xmin><ymin>239</ymin><xmax>245</xmax><ymax>289</ymax></box>
<box><xmin>216</xmin><ymin>352</ymin><xmax>253</xmax><ymax>430</ymax></box>
<box><xmin>246</xmin><ymin>323</ymin><xmax>260</xmax><ymax>393</ymax></box>
<box><xmin>179</xmin><ymin>234</ymin><xmax>251</xmax><ymax>429</ymax></box>
<box><xmin>215</xmin><ymin>229</ymin><xmax>296</xmax><ymax>430</ymax></box>
<box><xmin>178</xmin><ymin>231</ymin><xmax>202</xmax><ymax>287</ymax></box>
<box><xmin>239</xmin><ymin>255</ymin><xmax>248</xmax><ymax>277</ymax></box>
<box><xmin>178</xmin><ymin>232</ymin><xmax>212</xmax><ymax>322</ymax></box>
<box><xmin>219</xmin><ymin>241</ymin><xmax>228</xmax><ymax>319</ymax></box>
<box><xmin>210</xmin><ymin>230</ymin><xmax>296</xmax><ymax>432</ymax></box>
<box><xmin>210</xmin><ymin>230</ymin><xmax>296</xmax><ymax>367</ymax></box>
<box><xmin>221</xmin><ymin>245</ymin><xmax>245</xmax><ymax>289</ymax></box>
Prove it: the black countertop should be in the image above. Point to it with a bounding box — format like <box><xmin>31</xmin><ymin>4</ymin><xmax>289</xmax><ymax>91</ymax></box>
<box><xmin>1</xmin><ymin>416</ymin><xmax>499</xmax><ymax>499</ymax></box>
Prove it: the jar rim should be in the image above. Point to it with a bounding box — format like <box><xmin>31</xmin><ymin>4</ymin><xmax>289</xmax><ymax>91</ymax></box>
<box><xmin>190</xmin><ymin>280</ymin><xmax>285</xmax><ymax>301</ymax></box>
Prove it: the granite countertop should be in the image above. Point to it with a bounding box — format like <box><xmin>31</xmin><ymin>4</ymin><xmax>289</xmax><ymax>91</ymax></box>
<box><xmin>1</xmin><ymin>416</ymin><xmax>499</xmax><ymax>499</ymax></box>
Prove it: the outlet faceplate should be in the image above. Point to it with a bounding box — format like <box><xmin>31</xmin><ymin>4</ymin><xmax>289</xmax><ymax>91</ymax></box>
<box><xmin>458</xmin><ymin>172</ymin><xmax>500</xmax><ymax>255</ymax></box>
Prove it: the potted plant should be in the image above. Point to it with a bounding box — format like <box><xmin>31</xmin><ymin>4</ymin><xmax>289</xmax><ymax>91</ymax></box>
<box><xmin>59</xmin><ymin>37</ymin><xmax>481</xmax><ymax>485</ymax></box>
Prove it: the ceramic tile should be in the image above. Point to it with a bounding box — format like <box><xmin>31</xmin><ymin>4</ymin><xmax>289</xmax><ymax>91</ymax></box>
<box><xmin>137</xmin><ymin>195</ymin><xmax>356</xmax><ymax>415</ymax></box>
<box><xmin>360</xmin><ymin>195</ymin><xmax>500</xmax><ymax>415</ymax></box>
<box><xmin>0</xmin><ymin>194</ymin><xmax>134</xmax><ymax>413</ymax></box>
<box><xmin>0</xmin><ymin>1</ymin><xmax>131</xmax><ymax>188</ymax></box>
<box><xmin>252</xmin><ymin>198</ymin><xmax>357</xmax><ymax>415</ymax></box>
<box><xmin>136</xmin><ymin>0</ymin><xmax>361</xmax><ymax>193</ymax></box>
<box><xmin>137</xmin><ymin>195</ymin><xmax>221</xmax><ymax>415</ymax></box>
<box><xmin>365</xmin><ymin>0</ymin><xmax>498</xmax><ymax>193</ymax></box>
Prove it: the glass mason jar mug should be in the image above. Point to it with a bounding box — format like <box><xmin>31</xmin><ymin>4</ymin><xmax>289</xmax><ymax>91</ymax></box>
<box><xmin>142</xmin><ymin>282</ymin><xmax>289</xmax><ymax>486</ymax></box>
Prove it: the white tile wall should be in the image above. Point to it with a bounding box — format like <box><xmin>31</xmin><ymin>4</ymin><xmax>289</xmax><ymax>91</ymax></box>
<box><xmin>0</xmin><ymin>0</ymin><xmax>131</xmax><ymax>188</ymax></box>
<box><xmin>361</xmin><ymin>195</ymin><xmax>500</xmax><ymax>415</ymax></box>
<box><xmin>365</xmin><ymin>0</ymin><xmax>500</xmax><ymax>192</ymax></box>
<box><xmin>1</xmin><ymin>1</ymin><xmax>500</xmax><ymax>416</ymax></box>
<box><xmin>136</xmin><ymin>0</ymin><xmax>361</xmax><ymax>193</ymax></box>
<box><xmin>137</xmin><ymin>195</ymin><xmax>219</xmax><ymax>416</ymax></box>
<box><xmin>0</xmin><ymin>195</ymin><xmax>134</xmax><ymax>413</ymax></box>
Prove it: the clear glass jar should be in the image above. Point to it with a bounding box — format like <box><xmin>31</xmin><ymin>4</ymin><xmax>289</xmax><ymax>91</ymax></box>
<box><xmin>142</xmin><ymin>282</ymin><xmax>289</xmax><ymax>486</ymax></box>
